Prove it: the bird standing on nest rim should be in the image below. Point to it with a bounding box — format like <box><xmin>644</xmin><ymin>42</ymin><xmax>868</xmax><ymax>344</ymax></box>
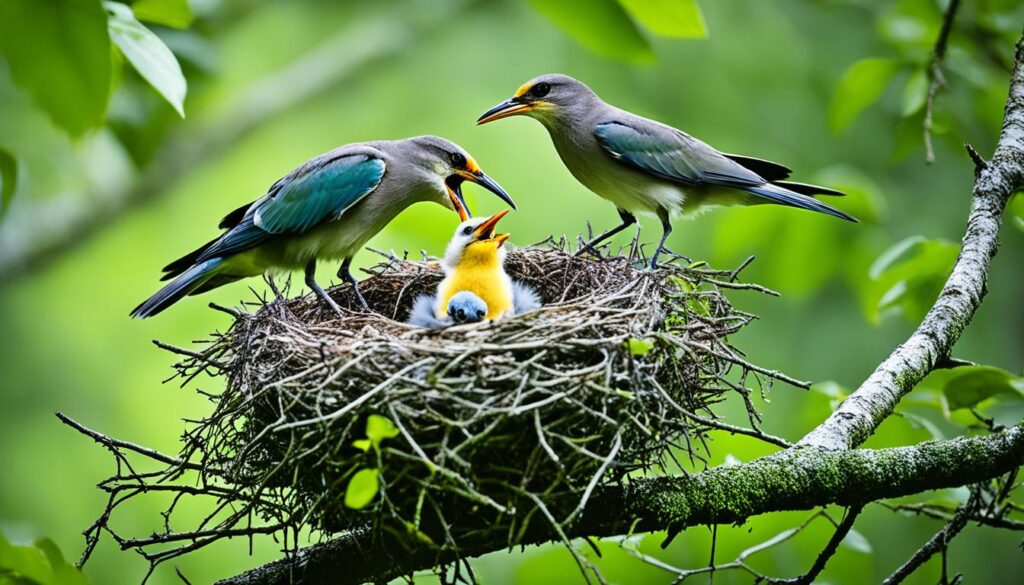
<box><xmin>408</xmin><ymin>210</ymin><xmax>540</xmax><ymax>328</ymax></box>
<box><xmin>132</xmin><ymin>136</ymin><xmax>515</xmax><ymax>318</ymax></box>
<box><xmin>477</xmin><ymin>74</ymin><xmax>856</xmax><ymax>269</ymax></box>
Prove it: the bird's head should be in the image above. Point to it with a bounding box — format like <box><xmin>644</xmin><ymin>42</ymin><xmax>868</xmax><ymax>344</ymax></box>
<box><xmin>447</xmin><ymin>291</ymin><xmax>488</xmax><ymax>324</ymax></box>
<box><xmin>406</xmin><ymin>136</ymin><xmax>515</xmax><ymax>221</ymax></box>
<box><xmin>443</xmin><ymin>210</ymin><xmax>510</xmax><ymax>269</ymax></box>
<box><xmin>477</xmin><ymin>74</ymin><xmax>596</xmax><ymax>126</ymax></box>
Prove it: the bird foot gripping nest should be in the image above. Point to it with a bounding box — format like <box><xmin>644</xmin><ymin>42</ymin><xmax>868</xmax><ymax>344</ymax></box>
<box><xmin>66</xmin><ymin>238</ymin><xmax>798</xmax><ymax>576</ymax></box>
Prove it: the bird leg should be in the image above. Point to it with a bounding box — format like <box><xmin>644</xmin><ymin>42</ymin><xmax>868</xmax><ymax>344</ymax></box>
<box><xmin>337</xmin><ymin>257</ymin><xmax>370</xmax><ymax>311</ymax></box>
<box><xmin>649</xmin><ymin>207</ymin><xmax>673</xmax><ymax>270</ymax></box>
<box><xmin>305</xmin><ymin>260</ymin><xmax>344</xmax><ymax>316</ymax></box>
<box><xmin>575</xmin><ymin>208</ymin><xmax>637</xmax><ymax>257</ymax></box>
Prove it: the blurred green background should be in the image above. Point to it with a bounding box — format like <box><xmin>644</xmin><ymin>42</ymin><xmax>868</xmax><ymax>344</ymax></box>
<box><xmin>1</xmin><ymin>0</ymin><xmax>1022</xmax><ymax>583</ymax></box>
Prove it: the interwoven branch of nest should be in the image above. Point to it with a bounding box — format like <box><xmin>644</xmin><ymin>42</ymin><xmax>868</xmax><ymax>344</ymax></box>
<box><xmin>73</xmin><ymin>239</ymin><xmax>798</xmax><ymax>571</ymax></box>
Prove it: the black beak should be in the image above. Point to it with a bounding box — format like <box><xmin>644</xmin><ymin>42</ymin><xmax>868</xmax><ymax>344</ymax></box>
<box><xmin>446</xmin><ymin>176</ymin><xmax>472</xmax><ymax>220</ymax></box>
<box><xmin>477</xmin><ymin>97</ymin><xmax>533</xmax><ymax>125</ymax></box>
<box><xmin>457</xmin><ymin>170</ymin><xmax>516</xmax><ymax>211</ymax></box>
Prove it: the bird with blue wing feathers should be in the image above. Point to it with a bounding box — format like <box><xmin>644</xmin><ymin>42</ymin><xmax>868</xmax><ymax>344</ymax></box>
<box><xmin>478</xmin><ymin>74</ymin><xmax>855</xmax><ymax>269</ymax></box>
<box><xmin>132</xmin><ymin>136</ymin><xmax>515</xmax><ymax>318</ymax></box>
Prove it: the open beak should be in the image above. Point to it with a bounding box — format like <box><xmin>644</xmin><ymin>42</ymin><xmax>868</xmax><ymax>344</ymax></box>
<box><xmin>477</xmin><ymin>98</ymin><xmax>533</xmax><ymax>125</ymax></box>
<box><xmin>450</xmin><ymin>169</ymin><xmax>517</xmax><ymax>217</ymax></box>
<box><xmin>445</xmin><ymin>179</ymin><xmax>471</xmax><ymax>221</ymax></box>
<box><xmin>474</xmin><ymin>209</ymin><xmax>510</xmax><ymax>245</ymax></box>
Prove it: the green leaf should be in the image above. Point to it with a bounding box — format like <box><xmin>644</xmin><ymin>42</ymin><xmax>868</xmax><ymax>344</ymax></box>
<box><xmin>528</xmin><ymin>0</ymin><xmax>654</xmax><ymax>65</ymax></box>
<box><xmin>811</xmin><ymin>381</ymin><xmax>848</xmax><ymax>400</ymax></box>
<box><xmin>917</xmin><ymin>365</ymin><xmax>1024</xmax><ymax>411</ymax></box>
<box><xmin>0</xmin><ymin>148</ymin><xmax>16</xmax><ymax>220</ymax></box>
<box><xmin>900</xmin><ymin>67</ymin><xmax>928</xmax><ymax>117</ymax></box>
<box><xmin>899</xmin><ymin>411</ymin><xmax>946</xmax><ymax>440</ymax></box>
<box><xmin>626</xmin><ymin>337</ymin><xmax>654</xmax><ymax>356</ymax></box>
<box><xmin>365</xmin><ymin>414</ymin><xmax>400</xmax><ymax>447</ymax></box>
<box><xmin>828</xmin><ymin>58</ymin><xmax>899</xmax><ymax>133</ymax></box>
<box><xmin>131</xmin><ymin>0</ymin><xmax>193</xmax><ymax>29</ymax></box>
<box><xmin>343</xmin><ymin>468</ymin><xmax>380</xmax><ymax>509</ymax></box>
<box><xmin>0</xmin><ymin>532</ymin><xmax>91</xmax><ymax>585</ymax></box>
<box><xmin>864</xmin><ymin>236</ymin><xmax>959</xmax><ymax>324</ymax></box>
<box><xmin>617</xmin><ymin>0</ymin><xmax>707</xmax><ymax>38</ymax></box>
<box><xmin>840</xmin><ymin>528</ymin><xmax>872</xmax><ymax>554</ymax></box>
<box><xmin>104</xmin><ymin>2</ymin><xmax>187</xmax><ymax>117</ymax></box>
<box><xmin>0</xmin><ymin>0</ymin><xmax>111</xmax><ymax>137</ymax></box>
<box><xmin>352</xmin><ymin>439</ymin><xmax>371</xmax><ymax>452</ymax></box>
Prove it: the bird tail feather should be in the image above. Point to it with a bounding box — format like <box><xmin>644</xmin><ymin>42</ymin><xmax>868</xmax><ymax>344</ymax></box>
<box><xmin>745</xmin><ymin>183</ymin><xmax>857</xmax><ymax>222</ymax></box>
<box><xmin>131</xmin><ymin>258</ymin><xmax>226</xmax><ymax>319</ymax></box>
<box><xmin>773</xmin><ymin>180</ymin><xmax>845</xmax><ymax>197</ymax></box>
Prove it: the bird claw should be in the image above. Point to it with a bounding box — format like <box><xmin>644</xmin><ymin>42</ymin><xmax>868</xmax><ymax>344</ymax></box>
<box><xmin>351</xmin><ymin>286</ymin><xmax>371</xmax><ymax>312</ymax></box>
<box><xmin>315</xmin><ymin>290</ymin><xmax>345</xmax><ymax>317</ymax></box>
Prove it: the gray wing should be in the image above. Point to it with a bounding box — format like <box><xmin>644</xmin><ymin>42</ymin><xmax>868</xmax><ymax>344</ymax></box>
<box><xmin>407</xmin><ymin>294</ymin><xmax>451</xmax><ymax>329</ymax></box>
<box><xmin>593</xmin><ymin>120</ymin><xmax>856</xmax><ymax>221</ymax></box>
<box><xmin>594</xmin><ymin>120</ymin><xmax>768</xmax><ymax>189</ymax></box>
<box><xmin>512</xmin><ymin>281</ymin><xmax>541</xmax><ymax>315</ymax></box>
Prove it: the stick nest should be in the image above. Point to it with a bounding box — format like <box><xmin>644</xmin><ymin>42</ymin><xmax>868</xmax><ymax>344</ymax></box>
<box><xmin>71</xmin><ymin>239</ymin><xmax>795</xmax><ymax>573</ymax></box>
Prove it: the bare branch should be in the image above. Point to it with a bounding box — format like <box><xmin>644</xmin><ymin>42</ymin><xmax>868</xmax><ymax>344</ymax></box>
<box><xmin>923</xmin><ymin>0</ymin><xmax>962</xmax><ymax>164</ymax></box>
<box><xmin>56</xmin><ymin>411</ymin><xmax>195</xmax><ymax>470</ymax></box>
<box><xmin>769</xmin><ymin>504</ymin><xmax>864</xmax><ymax>585</ymax></box>
<box><xmin>882</xmin><ymin>494</ymin><xmax>977</xmax><ymax>584</ymax></box>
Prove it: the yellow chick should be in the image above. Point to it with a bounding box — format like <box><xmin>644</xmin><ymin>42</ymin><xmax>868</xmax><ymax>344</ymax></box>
<box><xmin>435</xmin><ymin>210</ymin><xmax>513</xmax><ymax>321</ymax></box>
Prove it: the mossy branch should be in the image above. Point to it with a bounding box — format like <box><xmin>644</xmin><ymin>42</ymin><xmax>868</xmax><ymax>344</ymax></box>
<box><xmin>217</xmin><ymin>426</ymin><xmax>1024</xmax><ymax>585</ymax></box>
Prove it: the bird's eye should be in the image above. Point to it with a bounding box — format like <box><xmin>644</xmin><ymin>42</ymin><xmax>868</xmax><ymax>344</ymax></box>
<box><xmin>462</xmin><ymin>226</ymin><xmax>474</xmax><ymax>236</ymax></box>
<box><xmin>531</xmin><ymin>82</ymin><xmax>550</xmax><ymax>98</ymax></box>
<box><xmin>475</xmin><ymin>309</ymin><xmax>485</xmax><ymax>319</ymax></box>
<box><xmin>450</xmin><ymin>152</ymin><xmax>466</xmax><ymax>168</ymax></box>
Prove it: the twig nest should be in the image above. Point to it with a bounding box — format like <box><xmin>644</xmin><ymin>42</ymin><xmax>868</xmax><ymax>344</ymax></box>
<box><xmin>202</xmin><ymin>242</ymin><xmax>755</xmax><ymax>547</ymax></box>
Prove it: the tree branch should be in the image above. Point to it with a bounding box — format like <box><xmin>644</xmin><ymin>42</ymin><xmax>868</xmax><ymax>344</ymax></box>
<box><xmin>770</xmin><ymin>504</ymin><xmax>864</xmax><ymax>585</ymax></box>
<box><xmin>0</xmin><ymin>0</ymin><xmax>467</xmax><ymax>281</ymax></box>
<box><xmin>882</xmin><ymin>493</ymin><xmax>976</xmax><ymax>585</ymax></box>
<box><xmin>923</xmin><ymin>0</ymin><xmax>961</xmax><ymax>164</ymax></box>
<box><xmin>217</xmin><ymin>426</ymin><xmax>1024</xmax><ymax>585</ymax></box>
<box><xmin>800</xmin><ymin>29</ymin><xmax>1024</xmax><ymax>450</ymax></box>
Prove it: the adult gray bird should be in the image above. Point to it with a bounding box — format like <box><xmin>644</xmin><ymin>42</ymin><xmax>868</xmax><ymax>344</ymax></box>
<box><xmin>131</xmin><ymin>136</ymin><xmax>515</xmax><ymax>318</ymax></box>
<box><xmin>477</xmin><ymin>74</ymin><xmax>855</xmax><ymax>269</ymax></box>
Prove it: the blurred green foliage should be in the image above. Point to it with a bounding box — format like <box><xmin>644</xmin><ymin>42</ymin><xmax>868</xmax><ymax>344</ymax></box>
<box><xmin>865</xmin><ymin>235</ymin><xmax>959</xmax><ymax>323</ymax></box>
<box><xmin>0</xmin><ymin>534</ymin><xmax>90</xmax><ymax>585</ymax></box>
<box><xmin>0</xmin><ymin>148</ymin><xmax>14</xmax><ymax>219</ymax></box>
<box><xmin>0</xmin><ymin>0</ymin><xmax>1022</xmax><ymax>584</ymax></box>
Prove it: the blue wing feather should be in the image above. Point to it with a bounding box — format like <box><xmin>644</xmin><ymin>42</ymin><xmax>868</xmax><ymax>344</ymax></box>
<box><xmin>255</xmin><ymin>155</ymin><xmax>385</xmax><ymax>234</ymax></box>
<box><xmin>196</xmin><ymin>154</ymin><xmax>385</xmax><ymax>263</ymax></box>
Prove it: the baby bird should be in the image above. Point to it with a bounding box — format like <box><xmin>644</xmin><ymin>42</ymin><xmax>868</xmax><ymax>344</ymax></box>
<box><xmin>406</xmin><ymin>211</ymin><xmax>540</xmax><ymax>329</ymax></box>
<box><xmin>407</xmin><ymin>291</ymin><xmax>488</xmax><ymax>328</ymax></box>
<box><xmin>436</xmin><ymin>210</ymin><xmax>515</xmax><ymax>320</ymax></box>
